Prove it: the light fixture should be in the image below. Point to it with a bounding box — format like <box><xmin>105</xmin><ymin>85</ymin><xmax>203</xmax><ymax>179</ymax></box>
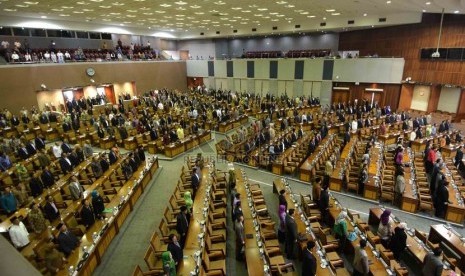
<box><xmin>432</xmin><ymin>8</ymin><xmax>444</xmax><ymax>58</ymax></box>
<box><xmin>40</xmin><ymin>15</ymin><xmax>47</xmax><ymax>19</ymax></box>
<box><xmin>363</xmin><ymin>13</ymin><xmax>367</xmax><ymax>16</ymax></box>
<box><xmin>425</xmin><ymin>1</ymin><xmax>431</xmax><ymax>5</ymax></box>
<box><xmin>386</xmin><ymin>0</ymin><xmax>391</xmax><ymax>4</ymax></box>
<box><xmin>40</xmin><ymin>84</ymin><xmax>47</xmax><ymax>90</ymax></box>
<box><xmin>454</xmin><ymin>10</ymin><xmax>459</xmax><ymax>13</ymax></box>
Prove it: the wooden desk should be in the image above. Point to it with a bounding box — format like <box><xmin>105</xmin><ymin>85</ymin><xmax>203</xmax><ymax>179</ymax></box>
<box><xmin>429</xmin><ymin>224</ymin><xmax>465</xmax><ymax>272</ymax></box>
<box><xmin>299</xmin><ymin>135</ymin><xmax>333</xmax><ymax>182</ymax></box>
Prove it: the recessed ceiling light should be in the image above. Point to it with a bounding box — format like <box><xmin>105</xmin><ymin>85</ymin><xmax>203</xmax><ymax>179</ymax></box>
<box><xmin>285</xmin><ymin>4</ymin><xmax>295</xmax><ymax>8</ymax></box>
<box><xmin>425</xmin><ymin>1</ymin><xmax>431</xmax><ymax>5</ymax></box>
<box><xmin>15</xmin><ymin>4</ymin><xmax>29</xmax><ymax>7</ymax></box>
<box><xmin>323</xmin><ymin>17</ymin><xmax>326</xmax><ymax>20</ymax></box>
<box><xmin>24</xmin><ymin>1</ymin><xmax>39</xmax><ymax>4</ymax></box>
<box><xmin>276</xmin><ymin>1</ymin><xmax>287</xmax><ymax>4</ymax></box>
<box><xmin>422</xmin><ymin>9</ymin><xmax>426</xmax><ymax>12</ymax></box>
<box><xmin>59</xmin><ymin>14</ymin><xmax>70</xmax><ymax>16</ymax></box>
<box><xmin>40</xmin><ymin>15</ymin><xmax>47</xmax><ymax>18</ymax></box>
<box><xmin>325</xmin><ymin>9</ymin><xmax>335</xmax><ymax>12</ymax></box>
<box><xmin>454</xmin><ymin>10</ymin><xmax>459</xmax><ymax>13</ymax></box>
<box><xmin>99</xmin><ymin>6</ymin><xmax>111</xmax><ymax>8</ymax></box>
<box><xmin>231</xmin><ymin>7</ymin><xmax>242</xmax><ymax>10</ymax></box>
<box><xmin>386</xmin><ymin>0</ymin><xmax>391</xmax><ymax>3</ymax></box>
<box><xmin>213</xmin><ymin>1</ymin><xmax>225</xmax><ymax>5</ymax></box>
<box><xmin>112</xmin><ymin>2</ymin><xmax>124</xmax><ymax>6</ymax></box>
<box><xmin>52</xmin><ymin>8</ymin><xmax>63</xmax><ymax>11</ymax></box>
<box><xmin>331</xmin><ymin>12</ymin><xmax>341</xmax><ymax>15</ymax></box>
<box><xmin>170</xmin><ymin>29</ymin><xmax>174</xmax><ymax>31</ymax></box>
<box><xmin>174</xmin><ymin>1</ymin><xmax>187</xmax><ymax>5</ymax></box>
<box><xmin>363</xmin><ymin>13</ymin><xmax>367</xmax><ymax>16</ymax></box>
<box><xmin>73</xmin><ymin>11</ymin><xmax>84</xmax><ymax>13</ymax></box>
<box><xmin>119</xmin><ymin>23</ymin><xmax>124</xmax><ymax>26</ymax></box>
<box><xmin>127</xmin><ymin>9</ymin><xmax>137</xmax><ymax>12</ymax></box>
<box><xmin>257</xmin><ymin>8</ymin><xmax>268</xmax><ymax>11</ymax></box>
<box><xmin>191</xmin><ymin>5</ymin><xmax>201</xmax><ymax>8</ymax></box>
<box><xmin>307</xmin><ymin>15</ymin><xmax>316</xmax><ymax>18</ymax></box>
<box><xmin>160</xmin><ymin>3</ymin><xmax>171</xmax><ymax>7</ymax></box>
<box><xmin>242</xmin><ymin>10</ymin><xmax>251</xmax><ymax>13</ymax></box>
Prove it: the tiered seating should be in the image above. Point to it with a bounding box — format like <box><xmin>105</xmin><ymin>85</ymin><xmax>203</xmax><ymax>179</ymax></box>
<box><xmin>286</xmin><ymin>49</ymin><xmax>331</xmax><ymax>58</ymax></box>
<box><xmin>245</xmin><ymin>50</ymin><xmax>283</xmax><ymax>58</ymax></box>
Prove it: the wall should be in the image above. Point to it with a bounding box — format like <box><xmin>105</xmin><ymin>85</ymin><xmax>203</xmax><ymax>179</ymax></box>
<box><xmin>0</xmin><ymin>61</ymin><xmax>187</xmax><ymax>113</ymax></box>
<box><xmin>214</xmin><ymin>33</ymin><xmax>339</xmax><ymax>58</ymax></box>
<box><xmin>0</xmin><ymin>35</ymin><xmax>112</xmax><ymax>50</ymax></box>
<box><xmin>411</xmin><ymin>85</ymin><xmax>431</xmax><ymax>111</ymax></box>
<box><xmin>339</xmin><ymin>13</ymin><xmax>465</xmax><ymax>86</ymax></box>
<box><xmin>177</xmin><ymin>39</ymin><xmax>216</xmax><ymax>59</ymax></box>
<box><xmin>437</xmin><ymin>87</ymin><xmax>461</xmax><ymax>113</ymax></box>
<box><xmin>332</xmin><ymin>82</ymin><xmax>401</xmax><ymax>110</ymax></box>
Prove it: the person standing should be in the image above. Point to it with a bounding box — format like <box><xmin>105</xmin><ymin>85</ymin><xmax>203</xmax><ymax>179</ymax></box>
<box><xmin>9</xmin><ymin>217</ymin><xmax>30</xmax><ymax>250</ymax></box>
<box><xmin>191</xmin><ymin>168</ymin><xmax>200</xmax><ymax>198</ymax></box>
<box><xmin>285</xmin><ymin>209</ymin><xmax>298</xmax><ymax>259</ymax></box>
<box><xmin>422</xmin><ymin>247</ymin><xmax>443</xmax><ymax>276</ymax></box>
<box><xmin>161</xmin><ymin>251</ymin><xmax>176</xmax><ymax>276</ymax></box>
<box><xmin>1</xmin><ymin>186</ymin><xmax>17</xmax><ymax>215</ymax></box>
<box><xmin>333</xmin><ymin>211</ymin><xmax>348</xmax><ymax>250</ymax></box>
<box><xmin>319</xmin><ymin>185</ymin><xmax>330</xmax><ymax>226</ymax></box>
<box><xmin>91</xmin><ymin>190</ymin><xmax>105</xmax><ymax>219</ymax></box>
<box><xmin>378</xmin><ymin>209</ymin><xmax>393</xmax><ymax>248</ymax></box>
<box><xmin>395</xmin><ymin>171</ymin><xmax>405</xmax><ymax>208</ymax></box>
<box><xmin>235</xmin><ymin>215</ymin><xmax>245</xmax><ymax>261</ymax></box>
<box><xmin>278</xmin><ymin>189</ymin><xmax>288</xmax><ymax>210</ymax></box>
<box><xmin>455</xmin><ymin>145</ymin><xmax>463</xmax><ymax>170</ymax></box>
<box><xmin>312</xmin><ymin>177</ymin><xmax>322</xmax><ymax>207</ymax></box>
<box><xmin>278</xmin><ymin>204</ymin><xmax>286</xmax><ymax>243</ymax></box>
<box><xmin>353</xmin><ymin>239</ymin><xmax>369</xmax><ymax>276</ymax></box>
<box><xmin>44</xmin><ymin>242</ymin><xmax>66</xmax><ymax>275</ymax></box>
<box><xmin>176</xmin><ymin>206</ymin><xmax>189</xmax><ymax>248</ymax></box>
<box><xmin>56</xmin><ymin>223</ymin><xmax>79</xmax><ymax>256</ymax></box>
<box><xmin>389</xmin><ymin>224</ymin><xmax>407</xmax><ymax>261</ymax></box>
<box><xmin>80</xmin><ymin>199</ymin><xmax>95</xmax><ymax>229</ymax></box>
<box><xmin>302</xmin><ymin>240</ymin><xmax>317</xmax><ymax>276</ymax></box>
<box><xmin>68</xmin><ymin>176</ymin><xmax>84</xmax><ymax>200</ymax></box>
<box><xmin>28</xmin><ymin>202</ymin><xmax>47</xmax><ymax>234</ymax></box>
<box><xmin>434</xmin><ymin>181</ymin><xmax>450</xmax><ymax>218</ymax></box>
<box><xmin>167</xmin><ymin>234</ymin><xmax>183</xmax><ymax>266</ymax></box>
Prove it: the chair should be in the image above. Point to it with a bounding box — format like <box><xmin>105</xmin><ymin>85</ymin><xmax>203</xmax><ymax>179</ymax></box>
<box><xmin>316</xmin><ymin>227</ymin><xmax>339</xmax><ymax>251</ymax></box>
<box><xmin>150</xmin><ymin>232</ymin><xmax>167</xmax><ymax>253</ymax></box>
<box><xmin>163</xmin><ymin>207</ymin><xmax>177</xmax><ymax>229</ymax></box>
<box><xmin>158</xmin><ymin>219</ymin><xmax>176</xmax><ymax>242</ymax></box>
<box><xmin>143</xmin><ymin>246</ymin><xmax>163</xmax><ymax>271</ymax></box>
<box><xmin>202</xmin><ymin>248</ymin><xmax>226</xmax><ymax>275</ymax></box>
<box><xmin>132</xmin><ymin>265</ymin><xmax>162</xmax><ymax>276</ymax></box>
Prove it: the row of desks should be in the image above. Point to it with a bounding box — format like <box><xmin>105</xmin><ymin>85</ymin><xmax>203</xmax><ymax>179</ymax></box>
<box><xmin>299</xmin><ymin>135</ymin><xmax>335</xmax><ymax>182</ymax></box>
<box><xmin>161</xmin><ymin>130</ymin><xmax>212</xmax><ymax>158</ymax></box>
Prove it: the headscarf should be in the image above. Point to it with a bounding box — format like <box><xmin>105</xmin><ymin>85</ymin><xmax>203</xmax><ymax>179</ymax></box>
<box><xmin>184</xmin><ymin>191</ymin><xmax>193</xmax><ymax>211</ymax></box>
<box><xmin>336</xmin><ymin>211</ymin><xmax>347</xmax><ymax>225</ymax></box>
<box><xmin>278</xmin><ymin>205</ymin><xmax>286</xmax><ymax>220</ymax></box>
<box><xmin>161</xmin><ymin>251</ymin><xmax>176</xmax><ymax>276</ymax></box>
<box><xmin>91</xmin><ymin>190</ymin><xmax>98</xmax><ymax>199</ymax></box>
<box><xmin>380</xmin><ymin>209</ymin><xmax>391</xmax><ymax>225</ymax></box>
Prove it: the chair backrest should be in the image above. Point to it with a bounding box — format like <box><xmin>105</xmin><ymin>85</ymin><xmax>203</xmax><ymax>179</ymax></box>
<box><xmin>143</xmin><ymin>246</ymin><xmax>158</xmax><ymax>270</ymax></box>
<box><xmin>169</xmin><ymin>195</ymin><xmax>178</xmax><ymax>211</ymax></box>
<box><xmin>201</xmin><ymin>248</ymin><xmax>211</xmax><ymax>270</ymax></box>
<box><xmin>150</xmin><ymin>232</ymin><xmax>162</xmax><ymax>251</ymax></box>
<box><xmin>164</xmin><ymin>207</ymin><xmax>172</xmax><ymax>222</ymax></box>
<box><xmin>158</xmin><ymin>219</ymin><xmax>168</xmax><ymax>236</ymax></box>
<box><xmin>132</xmin><ymin>265</ymin><xmax>144</xmax><ymax>276</ymax></box>
<box><xmin>414</xmin><ymin>229</ymin><xmax>427</xmax><ymax>244</ymax></box>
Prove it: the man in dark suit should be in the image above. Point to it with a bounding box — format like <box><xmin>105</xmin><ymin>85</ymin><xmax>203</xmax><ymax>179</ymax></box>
<box><xmin>43</xmin><ymin>195</ymin><xmax>60</xmax><ymax>222</ymax></box>
<box><xmin>235</xmin><ymin>215</ymin><xmax>245</xmax><ymax>261</ymax></box>
<box><xmin>176</xmin><ymin>206</ymin><xmax>189</xmax><ymax>248</ymax></box>
<box><xmin>319</xmin><ymin>185</ymin><xmax>330</xmax><ymax>225</ymax></box>
<box><xmin>343</xmin><ymin>130</ymin><xmax>351</xmax><ymax>146</ymax></box>
<box><xmin>109</xmin><ymin>148</ymin><xmax>118</xmax><ymax>165</ymax></box>
<box><xmin>34</xmin><ymin>136</ymin><xmax>46</xmax><ymax>151</ymax></box>
<box><xmin>422</xmin><ymin>247</ymin><xmax>443</xmax><ymax>276</ymax></box>
<box><xmin>191</xmin><ymin>168</ymin><xmax>200</xmax><ymax>198</ymax></box>
<box><xmin>26</xmin><ymin>142</ymin><xmax>37</xmax><ymax>156</ymax></box>
<box><xmin>167</xmin><ymin>234</ymin><xmax>183</xmax><ymax>266</ymax></box>
<box><xmin>56</xmin><ymin>223</ymin><xmax>79</xmax><ymax>256</ymax></box>
<box><xmin>62</xmin><ymin>121</ymin><xmax>71</xmax><ymax>132</ymax></box>
<box><xmin>61</xmin><ymin>140</ymin><xmax>72</xmax><ymax>154</ymax></box>
<box><xmin>80</xmin><ymin>199</ymin><xmax>95</xmax><ymax>229</ymax></box>
<box><xmin>285</xmin><ymin>208</ymin><xmax>298</xmax><ymax>259</ymax></box>
<box><xmin>302</xmin><ymin>241</ymin><xmax>317</xmax><ymax>276</ymax></box>
<box><xmin>59</xmin><ymin>153</ymin><xmax>74</xmax><ymax>174</ymax></box>
<box><xmin>17</xmin><ymin>145</ymin><xmax>29</xmax><ymax>160</ymax></box>
<box><xmin>41</xmin><ymin>167</ymin><xmax>55</xmax><ymax>188</ymax></box>
<box><xmin>100</xmin><ymin>156</ymin><xmax>110</xmax><ymax>172</ymax></box>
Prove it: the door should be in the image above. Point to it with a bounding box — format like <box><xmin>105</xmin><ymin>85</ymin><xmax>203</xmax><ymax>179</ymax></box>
<box><xmin>104</xmin><ymin>86</ymin><xmax>116</xmax><ymax>104</ymax></box>
<box><xmin>363</xmin><ymin>91</ymin><xmax>383</xmax><ymax>107</ymax></box>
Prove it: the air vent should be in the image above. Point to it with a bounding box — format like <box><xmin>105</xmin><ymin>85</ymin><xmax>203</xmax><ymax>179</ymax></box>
<box><xmin>233</xmin><ymin>29</ymin><xmax>237</xmax><ymax>33</ymax></box>
<box><xmin>216</xmin><ymin>31</ymin><xmax>220</xmax><ymax>34</ymax></box>
<box><xmin>252</xmin><ymin>28</ymin><xmax>257</xmax><ymax>32</ymax></box>
<box><xmin>320</xmin><ymin>22</ymin><xmax>326</xmax><ymax>26</ymax></box>
<box><xmin>348</xmin><ymin>20</ymin><xmax>354</xmax><ymax>25</ymax></box>
<box><xmin>272</xmin><ymin>26</ymin><xmax>278</xmax><ymax>30</ymax></box>
<box><xmin>200</xmin><ymin>32</ymin><xmax>204</xmax><ymax>35</ymax></box>
<box><xmin>379</xmin><ymin>17</ymin><xmax>386</xmax><ymax>22</ymax></box>
<box><xmin>295</xmin><ymin>24</ymin><xmax>301</xmax><ymax>29</ymax></box>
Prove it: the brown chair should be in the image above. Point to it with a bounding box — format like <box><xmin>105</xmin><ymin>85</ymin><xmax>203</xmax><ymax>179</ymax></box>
<box><xmin>201</xmin><ymin>248</ymin><xmax>226</xmax><ymax>275</ymax></box>
<box><xmin>143</xmin><ymin>246</ymin><xmax>163</xmax><ymax>271</ymax></box>
<box><xmin>132</xmin><ymin>265</ymin><xmax>163</xmax><ymax>276</ymax></box>
<box><xmin>150</xmin><ymin>232</ymin><xmax>168</xmax><ymax>253</ymax></box>
<box><xmin>158</xmin><ymin>219</ymin><xmax>176</xmax><ymax>242</ymax></box>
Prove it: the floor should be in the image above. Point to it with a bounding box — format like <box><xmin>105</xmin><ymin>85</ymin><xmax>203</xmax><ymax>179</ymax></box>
<box><xmin>93</xmin><ymin>128</ymin><xmax>465</xmax><ymax>276</ymax></box>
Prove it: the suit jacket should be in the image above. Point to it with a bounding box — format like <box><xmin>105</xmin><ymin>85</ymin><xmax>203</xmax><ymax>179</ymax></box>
<box><xmin>34</xmin><ymin>137</ymin><xmax>46</xmax><ymax>150</ymax></box>
<box><xmin>80</xmin><ymin>205</ymin><xmax>95</xmax><ymax>227</ymax></box>
<box><xmin>176</xmin><ymin>213</ymin><xmax>189</xmax><ymax>235</ymax></box>
<box><xmin>285</xmin><ymin>214</ymin><xmax>298</xmax><ymax>241</ymax></box>
<box><xmin>167</xmin><ymin>242</ymin><xmax>183</xmax><ymax>265</ymax></box>
<box><xmin>41</xmin><ymin>170</ymin><xmax>55</xmax><ymax>188</ymax></box>
<box><xmin>44</xmin><ymin>202</ymin><xmax>60</xmax><ymax>221</ymax></box>
<box><xmin>59</xmin><ymin>157</ymin><xmax>73</xmax><ymax>174</ymax></box>
<box><xmin>455</xmin><ymin>149</ymin><xmax>463</xmax><ymax>165</ymax></box>
<box><xmin>26</xmin><ymin>143</ymin><xmax>37</xmax><ymax>155</ymax></box>
<box><xmin>69</xmin><ymin>182</ymin><xmax>84</xmax><ymax>200</ymax></box>
<box><xmin>61</xmin><ymin>143</ymin><xmax>72</xmax><ymax>154</ymax></box>
<box><xmin>302</xmin><ymin>249</ymin><xmax>317</xmax><ymax>276</ymax></box>
<box><xmin>235</xmin><ymin>221</ymin><xmax>245</xmax><ymax>244</ymax></box>
<box><xmin>29</xmin><ymin>177</ymin><xmax>44</xmax><ymax>197</ymax></box>
<box><xmin>422</xmin><ymin>253</ymin><xmax>443</xmax><ymax>276</ymax></box>
<box><xmin>57</xmin><ymin>231</ymin><xmax>79</xmax><ymax>256</ymax></box>
<box><xmin>191</xmin><ymin>173</ymin><xmax>200</xmax><ymax>190</ymax></box>
<box><xmin>18</xmin><ymin>147</ymin><xmax>29</xmax><ymax>160</ymax></box>
<box><xmin>109</xmin><ymin>151</ymin><xmax>117</xmax><ymax>165</ymax></box>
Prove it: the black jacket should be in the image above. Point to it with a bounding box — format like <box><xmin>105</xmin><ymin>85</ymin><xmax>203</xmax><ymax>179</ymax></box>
<box><xmin>80</xmin><ymin>205</ymin><xmax>95</xmax><ymax>228</ymax></box>
<box><xmin>176</xmin><ymin>213</ymin><xmax>189</xmax><ymax>235</ymax></box>
<box><xmin>57</xmin><ymin>231</ymin><xmax>79</xmax><ymax>256</ymax></box>
<box><xmin>167</xmin><ymin>242</ymin><xmax>183</xmax><ymax>265</ymax></box>
<box><xmin>301</xmin><ymin>249</ymin><xmax>317</xmax><ymax>276</ymax></box>
<box><xmin>44</xmin><ymin>202</ymin><xmax>60</xmax><ymax>221</ymax></box>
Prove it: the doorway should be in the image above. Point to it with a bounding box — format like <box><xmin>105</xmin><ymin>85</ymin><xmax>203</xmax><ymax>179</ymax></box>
<box><xmin>331</xmin><ymin>90</ymin><xmax>350</xmax><ymax>104</ymax></box>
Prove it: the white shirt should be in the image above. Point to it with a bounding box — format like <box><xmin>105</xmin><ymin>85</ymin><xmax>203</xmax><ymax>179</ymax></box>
<box><xmin>9</xmin><ymin>222</ymin><xmax>29</xmax><ymax>248</ymax></box>
<box><xmin>52</xmin><ymin>145</ymin><xmax>62</xmax><ymax>158</ymax></box>
<box><xmin>351</xmin><ymin>120</ymin><xmax>358</xmax><ymax>131</ymax></box>
<box><xmin>409</xmin><ymin>131</ymin><xmax>416</xmax><ymax>142</ymax></box>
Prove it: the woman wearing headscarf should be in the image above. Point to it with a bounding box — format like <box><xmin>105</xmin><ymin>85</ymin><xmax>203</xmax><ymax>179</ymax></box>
<box><xmin>161</xmin><ymin>251</ymin><xmax>176</xmax><ymax>276</ymax></box>
<box><xmin>91</xmin><ymin>190</ymin><xmax>105</xmax><ymax>219</ymax></box>
<box><xmin>278</xmin><ymin>204</ymin><xmax>286</xmax><ymax>243</ymax></box>
<box><xmin>28</xmin><ymin>202</ymin><xmax>47</xmax><ymax>234</ymax></box>
<box><xmin>183</xmin><ymin>191</ymin><xmax>193</xmax><ymax>222</ymax></box>
<box><xmin>378</xmin><ymin>209</ymin><xmax>393</xmax><ymax>247</ymax></box>
<box><xmin>333</xmin><ymin>211</ymin><xmax>348</xmax><ymax>250</ymax></box>
<box><xmin>44</xmin><ymin>242</ymin><xmax>66</xmax><ymax>275</ymax></box>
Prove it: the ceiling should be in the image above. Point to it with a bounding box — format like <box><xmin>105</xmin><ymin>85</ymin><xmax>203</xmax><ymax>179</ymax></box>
<box><xmin>0</xmin><ymin>0</ymin><xmax>463</xmax><ymax>39</ymax></box>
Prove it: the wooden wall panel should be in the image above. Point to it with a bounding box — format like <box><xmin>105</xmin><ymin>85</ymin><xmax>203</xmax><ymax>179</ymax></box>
<box><xmin>399</xmin><ymin>84</ymin><xmax>414</xmax><ymax>111</ymax></box>
<box><xmin>339</xmin><ymin>13</ymin><xmax>465</xmax><ymax>86</ymax></box>
<box><xmin>0</xmin><ymin>61</ymin><xmax>187</xmax><ymax>113</ymax></box>
<box><xmin>332</xmin><ymin>82</ymin><xmax>401</xmax><ymax>110</ymax></box>
<box><xmin>427</xmin><ymin>85</ymin><xmax>441</xmax><ymax>112</ymax></box>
